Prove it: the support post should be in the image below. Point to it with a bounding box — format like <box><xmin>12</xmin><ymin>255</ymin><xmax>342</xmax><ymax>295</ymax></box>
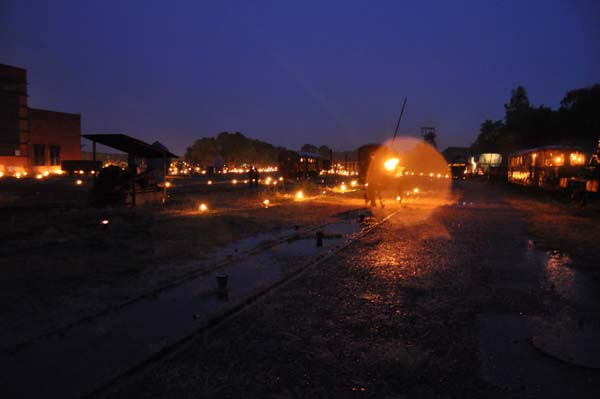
<box><xmin>128</xmin><ymin>152</ymin><xmax>136</xmax><ymax>206</ymax></box>
<box><xmin>163</xmin><ymin>153</ymin><xmax>167</xmax><ymax>204</ymax></box>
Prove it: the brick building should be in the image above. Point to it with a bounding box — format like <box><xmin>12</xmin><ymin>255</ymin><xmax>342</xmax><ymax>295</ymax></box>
<box><xmin>0</xmin><ymin>63</ymin><xmax>81</xmax><ymax>176</ymax></box>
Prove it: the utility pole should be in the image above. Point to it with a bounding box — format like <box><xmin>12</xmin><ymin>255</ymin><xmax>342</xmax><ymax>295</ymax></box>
<box><xmin>391</xmin><ymin>97</ymin><xmax>407</xmax><ymax>144</ymax></box>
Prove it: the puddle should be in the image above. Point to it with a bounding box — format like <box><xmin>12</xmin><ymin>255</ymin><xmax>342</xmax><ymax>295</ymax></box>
<box><xmin>525</xmin><ymin>243</ymin><xmax>600</xmax><ymax>309</ymax></box>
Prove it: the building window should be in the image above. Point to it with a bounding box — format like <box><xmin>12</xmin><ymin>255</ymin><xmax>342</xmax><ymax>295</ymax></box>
<box><xmin>33</xmin><ymin>144</ymin><xmax>45</xmax><ymax>166</ymax></box>
<box><xmin>49</xmin><ymin>145</ymin><xmax>61</xmax><ymax>165</ymax></box>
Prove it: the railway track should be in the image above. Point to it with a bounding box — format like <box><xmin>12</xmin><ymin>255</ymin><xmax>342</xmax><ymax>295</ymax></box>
<box><xmin>1</xmin><ymin>206</ymin><xmax>398</xmax><ymax>399</ymax></box>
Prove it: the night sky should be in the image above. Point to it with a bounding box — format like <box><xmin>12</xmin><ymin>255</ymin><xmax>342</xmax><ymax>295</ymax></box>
<box><xmin>2</xmin><ymin>0</ymin><xmax>599</xmax><ymax>156</ymax></box>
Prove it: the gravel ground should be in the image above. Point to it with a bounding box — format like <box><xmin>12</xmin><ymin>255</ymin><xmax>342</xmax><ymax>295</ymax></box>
<box><xmin>104</xmin><ymin>181</ymin><xmax>600</xmax><ymax>399</ymax></box>
<box><xmin>0</xmin><ymin>176</ymin><xmax>364</xmax><ymax>351</ymax></box>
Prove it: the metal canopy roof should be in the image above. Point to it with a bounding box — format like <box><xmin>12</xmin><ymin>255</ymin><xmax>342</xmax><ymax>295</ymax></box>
<box><xmin>82</xmin><ymin>134</ymin><xmax>178</xmax><ymax>158</ymax></box>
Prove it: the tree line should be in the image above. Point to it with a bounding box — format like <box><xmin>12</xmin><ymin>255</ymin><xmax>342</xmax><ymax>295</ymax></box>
<box><xmin>185</xmin><ymin>132</ymin><xmax>335</xmax><ymax>167</ymax></box>
<box><xmin>471</xmin><ymin>84</ymin><xmax>600</xmax><ymax>155</ymax></box>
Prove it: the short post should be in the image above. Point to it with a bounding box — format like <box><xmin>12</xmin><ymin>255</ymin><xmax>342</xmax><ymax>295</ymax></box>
<box><xmin>216</xmin><ymin>273</ymin><xmax>229</xmax><ymax>292</ymax></box>
<box><xmin>316</xmin><ymin>231</ymin><xmax>324</xmax><ymax>247</ymax></box>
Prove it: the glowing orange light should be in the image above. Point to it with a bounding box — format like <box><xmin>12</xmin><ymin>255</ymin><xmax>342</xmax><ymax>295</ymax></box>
<box><xmin>43</xmin><ymin>171</ymin><xmax>49</xmax><ymax>177</ymax></box>
<box><xmin>199</xmin><ymin>203</ymin><xmax>208</xmax><ymax>212</ymax></box>
<box><xmin>207</xmin><ymin>180</ymin><xmax>212</xmax><ymax>185</ymax></box>
<box><xmin>76</xmin><ymin>179</ymin><xmax>83</xmax><ymax>185</ymax></box>
<box><xmin>384</xmin><ymin>158</ymin><xmax>399</xmax><ymax>171</ymax></box>
<box><xmin>296</xmin><ymin>191</ymin><xmax>304</xmax><ymax>200</ymax></box>
<box><xmin>263</xmin><ymin>199</ymin><xmax>270</xmax><ymax>207</ymax></box>
<box><xmin>413</xmin><ymin>188</ymin><xmax>419</xmax><ymax>193</ymax></box>
<box><xmin>165</xmin><ymin>181</ymin><xmax>171</xmax><ymax>188</ymax></box>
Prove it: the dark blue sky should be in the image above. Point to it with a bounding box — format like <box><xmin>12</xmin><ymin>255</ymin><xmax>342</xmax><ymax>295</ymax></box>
<box><xmin>2</xmin><ymin>0</ymin><xmax>599</xmax><ymax>155</ymax></box>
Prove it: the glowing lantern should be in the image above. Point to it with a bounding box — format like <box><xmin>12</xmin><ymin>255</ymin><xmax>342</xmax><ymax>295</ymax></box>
<box><xmin>384</xmin><ymin>158</ymin><xmax>399</xmax><ymax>171</ymax></box>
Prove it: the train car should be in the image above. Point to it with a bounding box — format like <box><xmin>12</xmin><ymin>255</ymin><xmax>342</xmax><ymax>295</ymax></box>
<box><xmin>357</xmin><ymin>144</ymin><xmax>382</xmax><ymax>180</ymax></box>
<box><xmin>277</xmin><ymin>150</ymin><xmax>331</xmax><ymax>179</ymax></box>
<box><xmin>508</xmin><ymin>145</ymin><xmax>587</xmax><ymax>189</ymax></box>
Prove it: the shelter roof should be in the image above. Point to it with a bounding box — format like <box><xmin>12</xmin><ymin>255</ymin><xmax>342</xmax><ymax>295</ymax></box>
<box><xmin>82</xmin><ymin>134</ymin><xmax>178</xmax><ymax>158</ymax></box>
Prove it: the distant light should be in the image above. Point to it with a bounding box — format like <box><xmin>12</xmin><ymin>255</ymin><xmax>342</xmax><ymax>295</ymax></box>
<box><xmin>322</xmin><ymin>190</ymin><xmax>326</xmax><ymax>194</ymax></box>
<box><xmin>100</xmin><ymin>219</ymin><xmax>109</xmax><ymax>225</ymax></box>
<box><xmin>341</xmin><ymin>183</ymin><xmax>346</xmax><ymax>192</ymax></box>
<box><xmin>36</xmin><ymin>174</ymin><xmax>43</xmax><ymax>179</ymax></box>
<box><xmin>350</xmin><ymin>180</ymin><xmax>357</xmax><ymax>187</ymax></box>
<box><xmin>384</xmin><ymin>158</ymin><xmax>399</xmax><ymax>171</ymax></box>
<box><xmin>199</xmin><ymin>203</ymin><xmax>208</xmax><ymax>212</ymax></box>
<box><xmin>263</xmin><ymin>199</ymin><xmax>270</xmax><ymax>207</ymax></box>
<box><xmin>165</xmin><ymin>181</ymin><xmax>171</xmax><ymax>188</ymax></box>
<box><xmin>76</xmin><ymin>179</ymin><xmax>83</xmax><ymax>185</ymax></box>
<box><xmin>279</xmin><ymin>177</ymin><xmax>283</xmax><ymax>181</ymax></box>
<box><xmin>43</xmin><ymin>171</ymin><xmax>49</xmax><ymax>177</ymax></box>
<box><xmin>22</xmin><ymin>171</ymin><xmax>28</xmax><ymax>176</ymax></box>
<box><xmin>396</xmin><ymin>195</ymin><xmax>401</xmax><ymax>201</ymax></box>
<box><xmin>16</xmin><ymin>172</ymin><xmax>21</xmax><ymax>179</ymax></box>
<box><xmin>296</xmin><ymin>191</ymin><xmax>304</xmax><ymax>200</ymax></box>
<box><xmin>0</xmin><ymin>172</ymin><xmax>4</xmax><ymax>178</ymax></box>
<box><xmin>232</xmin><ymin>179</ymin><xmax>238</xmax><ymax>184</ymax></box>
<box><xmin>413</xmin><ymin>188</ymin><xmax>419</xmax><ymax>193</ymax></box>
<box><xmin>207</xmin><ymin>180</ymin><xmax>212</xmax><ymax>185</ymax></box>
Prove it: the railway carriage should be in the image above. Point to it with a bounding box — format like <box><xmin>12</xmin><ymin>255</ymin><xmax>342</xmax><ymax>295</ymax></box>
<box><xmin>508</xmin><ymin>145</ymin><xmax>587</xmax><ymax>189</ymax></box>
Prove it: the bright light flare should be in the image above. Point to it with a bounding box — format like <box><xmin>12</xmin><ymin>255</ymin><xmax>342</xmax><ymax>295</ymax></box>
<box><xmin>263</xmin><ymin>199</ymin><xmax>270</xmax><ymax>207</ymax></box>
<box><xmin>100</xmin><ymin>219</ymin><xmax>109</xmax><ymax>225</ymax></box>
<box><xmin>36</xmin><ymin>174</ymin><xmax>43</xmax><ymax>179</ymax></box>
<box><xmin>413</xmin><ymin>187</ymin><xmax>419</xmax><ymax>193</ymax></box>
<box><xmin>384</xmin><ymin>158</ymin><xmax>400</xmax><ymax>171</ymax></box>
<box><xmin>207</xmin><ymin>180</ymin><xmax>212</xmax><ymax>185</ymax></box>
<box><xmin>199</xmin><ymin>203</ymin><xmax>208</xmax><ymax>212</ymax></box>
<box><xmin>296</xmin><ymin>191</ymin><xmax>304</xmax><ymax>200</ymax></box>
<box><xmin>75</xmin><ymin>179</ymin><xmax>83</xmax><ymax>185</ymax></box>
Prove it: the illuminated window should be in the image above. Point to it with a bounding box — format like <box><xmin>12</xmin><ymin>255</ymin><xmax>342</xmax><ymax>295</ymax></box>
<box><xmin>33</xmin><ymin>144</ymin><xmax>45</xmax><ymax>166</ymax></box>
<box><xmin>49</xmin><ymin>145</ymin><xmax>61</xmax><ymax>165</ymax></box>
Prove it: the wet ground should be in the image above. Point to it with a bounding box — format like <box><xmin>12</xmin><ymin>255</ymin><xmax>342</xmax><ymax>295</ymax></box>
<box><xmin>100</xmin><ymin>180</ymin><xmax>600</xmax><ymax>399</ymax></box>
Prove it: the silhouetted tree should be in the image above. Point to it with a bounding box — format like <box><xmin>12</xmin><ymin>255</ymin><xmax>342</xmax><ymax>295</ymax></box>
<box><xmin>300</xmin><ymin>144</ymin><xmax>318</xmax><ymax>153</ymax></box>
<box><xmin>186</xmin><ymin>132</ymin><xmax>285</xmax><ymax>167</ymax></box>
<box><xmin>318</xmin><ymin>145</ymin><xmax>332</xmax><ymax>159</ymax></box>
